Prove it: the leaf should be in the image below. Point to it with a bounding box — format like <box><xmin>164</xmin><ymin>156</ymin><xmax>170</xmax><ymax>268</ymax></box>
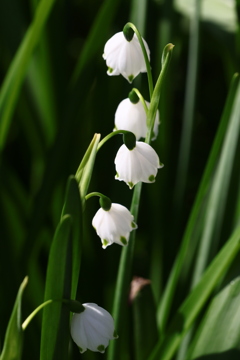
<box><xmin>175</xmin><ymin>0</ymin><xmax>237</xmax><ymax>32</ymax></box>
<box><xmin>76</xmin><ymin>133</ymin><xmax>101</xmax><ymax>203</ymax></box>
<box><xmin>157</xmin><ymin>73</ymin><xmax>240</xmax><ymax>333</ymax></box>
<box><xmin>132</xmin><ymin>279</ymin><xmax>158</xmax><ymax>360</ymax></box>
<box><xmin>187</xmin><ymin>277</ymin><xmax>240</xmax><ymax>360</ymax></box>
<box><xmin>148</xmin><ymin>225</ymin><xmax>240</xmax><ymax>360</ymax></box>
<box><xmin>61</xmin><ymin>176</ymin><xmax>83</xmax><ymax>299</ymax></box>
<box><xmin>40</xmin><ymin>215</ymin><xmax>72</xmax><ymax>360</ymax></box>
<box><xmin>0</xmin><ymin>277</ymin><xmax>28</xmax><ymax>360</ymax></box>
<box><xmin>0</xmin><ymin>0</ymin><xmax>57</xmax><ymax>153</ymax></box>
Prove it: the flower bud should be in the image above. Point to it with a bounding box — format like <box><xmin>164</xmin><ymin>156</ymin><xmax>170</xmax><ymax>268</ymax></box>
<box><xmin>71</xmin><ymin>303</ymin><xmax>118</xmax><ymax>353</ymax></box>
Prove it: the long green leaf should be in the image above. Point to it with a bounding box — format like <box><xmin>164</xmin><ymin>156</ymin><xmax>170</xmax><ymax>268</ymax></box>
<box><xmin>192</xmin><ymin>75</ymin><xmax>240</xmax><ymax>286</ymax></box>
<box><xmin>0</xmin><ymin>0</ymin><xmax>57</xmax><ymax>153</ymax></box>
<box><xmin>40</xmin><ymin>215</ymin><xmax>72</xmax><ymax>360</ymax></box>
<box><xmin>132</xmin><ymin>281</ymin><xmax>158</xmax><ymax>360</ymax></box>
<box><xmin>157</xmin><ymin>73</ymin><xmax>240</xmax><ymax>332</ymax></box>
<box><xmin>187</xmin><ymin>277</ymin><xmax>240</xmax><ymax>359</ymax></box>
<box><xmin>148</xmin><ymin>226</ymin><xmax>240</xmax><ymax>360</ymax></box>
<box><xmin>61</xmin><ymin>176</ymin><xmax>83</xmax><ymax>299</ymax></box>
<box><xmin>0</xmin><ymin>277</ymin><xmax>28</xmax><ymax>360</ymax></box>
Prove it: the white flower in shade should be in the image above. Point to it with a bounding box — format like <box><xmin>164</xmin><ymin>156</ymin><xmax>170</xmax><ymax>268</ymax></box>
<box><xmin>70</xmin><ymin>303</ymin><xmax>118</xmax><ymax>354</ymax></box>
<box><xmin>92</xmin><ymin>203</ymin><xmax>137</xmax><ymax>249</ymax></box>
<box><xmin>114</xmin><ymin>98</ymin><xmax>160</xmax><ymax>140</ymax></box>
<box><xmin>103</xmin><ymin>32</ymin><xmax>150</xmax><ymax>83</ymax></box>
<box><xmin>115</xmin><ymin>142</ymin><xmax>163</xmax><ymax>189</ymax></box>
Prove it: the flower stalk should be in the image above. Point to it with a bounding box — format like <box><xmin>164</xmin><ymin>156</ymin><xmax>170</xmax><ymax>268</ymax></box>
<box><xmin>124</xmin><ymin>22</ymin><xmax>153</xmax><ymax>97</ymax></box>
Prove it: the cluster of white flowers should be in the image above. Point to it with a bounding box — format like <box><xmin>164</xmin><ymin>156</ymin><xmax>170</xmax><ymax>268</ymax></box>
<box><xmin>91</xmin><ymin>26</ymin><xmax>163</xmax><ymax>248</ymax></box>
<box><xmin>71</xmin><ymin>24</ymin><xmax>164</xmax><ymax>355</ymax></box>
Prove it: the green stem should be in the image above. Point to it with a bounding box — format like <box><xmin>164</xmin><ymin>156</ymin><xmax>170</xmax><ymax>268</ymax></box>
<box><xmin>107</xmin><ymin>182</ymin><xmax>142</xmax><ymax>360</ymax></box>
<box><xmin>97</xmin><ymin>130</ymin><xmax>135</xmax><ymax>151</ymax></box>
<box><xmin>132</xmin><ymin>88</ymin><xmax>149</xmax><ymax>114</ymax></box>
<box><xmin>85</xmin><ymin>192</ymin><xmax>105</xmax><ymax>200</ymax></box>
<box><xmin>125</xmin><ymin>22</ymin><xmax>153</xmax><ymax>98</ymax></box>
<box><xmin>174</xmin><ymin>0</ymin><xmax>201</xmax><ymax>218</ymax></box>
<box><xmin>22</xmin><ymin>299</ymin><xmax>55</xmax><ymax>330</ymax></box>
<box><xmin>145</xmin><ymin>43</ymin><xmax>174</xmax><ymax>144</ymax></box>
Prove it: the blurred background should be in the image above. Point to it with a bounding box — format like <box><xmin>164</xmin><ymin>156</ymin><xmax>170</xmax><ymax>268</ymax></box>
<box><xmin>0</xmin><ymin>0</ymin><xmax>239</xmax><ymax>358</ymax></box>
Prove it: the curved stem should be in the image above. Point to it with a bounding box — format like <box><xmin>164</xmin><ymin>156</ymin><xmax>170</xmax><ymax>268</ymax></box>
<box><xmin>97</xmin><ymin>130</ymin><xmax>135</xmax><ymax>152</ymax></box>
<box><xmin>145</xmin><ymin>43</ymin><xmax>174</xmax><ymax>144</ymax></box>
<box><xmin>85</xmin><ymin>192</ymin><xmax>105</xmax><ymax>201</ymax></box>
<box><xmin>22</xmin><ymin>299</ymin><xmax>55</xmax><ymax>330</ymax></box>
<box><xmin>125</xmin><ymin>22</ymin><xmax>153</xmax><ymax>98</ymax></box>
<box><xmin>132</xmin><ymin>88</ymin><xmax>149</xmax><ymax>115</ymax></box>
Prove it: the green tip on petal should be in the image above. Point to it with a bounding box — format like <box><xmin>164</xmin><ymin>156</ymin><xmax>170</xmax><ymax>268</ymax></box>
<box><xmin>131</xmin><ymin>221</ymin><xmax>137</xmax><ymax>228</ymax></box>
<box><xmin>102</xmin><ymin>239</ymin><xmax>109</xmax><ymax>247</ymax></box>
<box><xmin>148</xmin><ymin>175</ymin><xmax>155</xmax><ymax>182</ymax></box>
<box><xmin>79</xmin><ymin>347</ymin><xmax>84</xmax><ymax>353</ymax></box>
<box><xmin>128</xmin><ymin>74</ymin><xmax>134</xmax><ymax>83</ymax></box>
<box><xmin>97</xmin><ymin>345</ymin><xmax>105</xmax><ymax>353</ymax></box>
<box><xmin>128</xmin><ymin>182</ymin><xmax>134</xmax><ymax>189</ymax></box>
<box><xmin>108</xmin><ymin>67</ymin><xmax>113</xmax><ymax>73</ymax></box>
<box><xmin>120</xmin><ymin>236</ymin><xmax>127</xmax><ymax>245</ymax></box>
<box><xmin>113</xmin><ymin>330</ymin><xmax>119</xmax><ymax>339</ymax></box>
<box><xmin>115</xmin><ymin>172</ymin><xmax>119</xmax><ymax>178</ymax></box>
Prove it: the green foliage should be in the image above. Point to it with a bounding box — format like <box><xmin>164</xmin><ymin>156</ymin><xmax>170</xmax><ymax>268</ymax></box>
<box><xmin>187</xmin><ymin>277</ymin><xmax>240</xmax><ymax>359</ymax></box>
<box><xmin>0</xmin><ymin>277</ymin><xmax>28</xmax><ymax>360</ymax></box>
<box><xmin>40</xmin><ymin>214</ymin><xmax>73</xmax><ymax>360</ymax></box>
<box><xmin>1</xmin><ymin>0</ymin><xmax>240</xmax><ymax>359</ymax></box>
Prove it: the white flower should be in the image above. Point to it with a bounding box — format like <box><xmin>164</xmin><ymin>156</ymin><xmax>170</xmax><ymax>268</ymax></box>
<box><xmin>103</xmin><ymin>32</ymin><xmax>150</xmax><ymax>83</ymax></box>
<box><xmin>115</xmin><ymin>142</ymin><xmax>163</xmax><ymax>189</ymax></box>
<box><xmin>92</xmin><ymin>203</ymin><xmax>137</xmax><ymax>249</ymax></box>
<box><xmin>70</xmin><ymin>303</ymin><xmax>118</xmax><ymax>353</ymax></box>
<box><xmin>114</xmin><ymin>98</ymin><xmax>160</xmax><ymax>140</ymax></box>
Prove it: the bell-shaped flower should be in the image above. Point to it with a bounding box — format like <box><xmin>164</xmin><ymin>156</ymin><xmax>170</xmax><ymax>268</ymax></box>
<box><xmin>114</xmin><ymin>98</ymin><xmax>160</xmax><ymax>140</ymax></box>
<box><xmin>70</xmin><ymin>303</ymin><xmax>118</xmax><ymax>353</ymax></box>
<box><xmin>115</xmin><ymin>141</ymin><xmax>163</xmax><ymax>189</ymax></box>
<box><xmin>103</xmin><ymin>32</ymin><xmax>150</xmax><ymax>83</ymax></box>
<box><xmin>92</xmin><ymin>203</ymin><xmax>137</xmax><ymax>249</ymax></box>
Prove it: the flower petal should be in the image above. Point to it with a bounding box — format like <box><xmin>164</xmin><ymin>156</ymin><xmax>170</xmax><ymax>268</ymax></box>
<box><xmin>103</xmin><ymin>32</ymin><xmax>150</xmax><ymax>82</ymax></box>
<box><xmin>114</xmin><ymin>142</ymin><xmax>161</xmax><ymax>188</ymax></box>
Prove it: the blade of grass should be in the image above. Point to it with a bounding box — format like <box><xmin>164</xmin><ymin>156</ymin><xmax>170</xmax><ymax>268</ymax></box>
<box><xmin>187</xmin><ymin>277</ymin><xmax>240</xmax><ymax>359</ymax></box>
<box><xmin>176</xmin><ymin>71</ymin><xmax>240</xmax><ymax>360</ymax></box>
<box><xmin>157</xmin><ymin>73</ymin><xmax>240</xmax><ymax>333</ymax></box>
<box><xmin>148</xmin><ymin>225</ymin><xmax>240</xmax><ymax>360</ymax></box>
<box><xmin>192</xmin><ymin>75</ymin><xmax>240</xmax><ymax>286</ymax></box>
<box><xmin>0</xmin><ymin>0</ymin><xmax>57</xmax><ymax>154</ymax></box>
<box><xmin>0</xmin><ymin>277</ymin><xmax>28</xmax><ymax>360</ymax></box>
<box><xmin>40</xmin><ymin>215</ymin><xmax>72</xmax><ymax>360</ymax></box>
<box><xmin>61</xmin><ymin>176</ymin><xmax>83</xmax><ymax>300</ymax></box>
<box><xmin>174</xmin><ymin>0</ymin><xmax>201</xmax><ymax>217</ymax></box>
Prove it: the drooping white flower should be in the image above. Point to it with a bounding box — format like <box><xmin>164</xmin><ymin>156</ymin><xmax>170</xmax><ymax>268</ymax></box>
<box><xmin>70</xmin><ymin>303</ymin><xmax>118</xmax><ymax>354</ymax></box>
<box><xmin>114</xmin><ymin>98</ymin><xmax>160</xmax><ymax>140</ymax></box>
<box><xmin>92</xmin><ymin>203</ymin><xmax>137</xmax><ymax>249</ymax></box>
<box><xmin>115</xmin><ymin>141</ymin><xmax>163</xmax><ymax>189</ymax></box>
<box><xmin>103</xmin><ymin>32</ymin><xmax>150</xmax><ymax>83</ymax></box>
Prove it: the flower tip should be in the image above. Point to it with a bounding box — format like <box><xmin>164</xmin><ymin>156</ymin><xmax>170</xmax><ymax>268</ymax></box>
<box><xmin>102</xmin><ymin>239</ymin><xmax>110</xmax><ymax>249</ymax></box>
<box><xmin>113</xmin><ymin>330</ymin><xmax>119</xmax><ymax>339</ymax></box>
<box><xmin>128</xmin><ymin>75</ymin><xmax>134</xmax><ymax>83</ymax></box>
<box><xmin>97</xmin><ymin>345</ymin><xmax>105</xmax><ymax>353</ymax></box>
<box><xmin>79</xmin><ymin>347</ymin><xmax>86</xmax><ymax>354</ymax></box>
